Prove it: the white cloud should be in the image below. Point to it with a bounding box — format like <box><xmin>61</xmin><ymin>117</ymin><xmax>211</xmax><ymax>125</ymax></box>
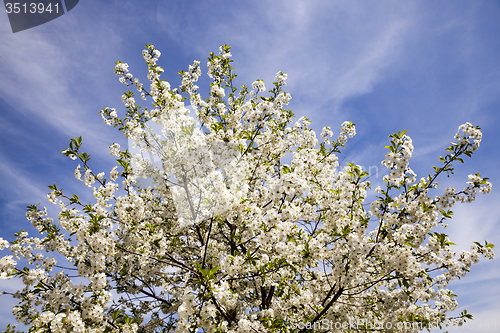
<box><xmin>442</xmin><ymin>193</ymin><xmax>500</xmax><ymax>254</ymax></box>
<box><xmin>0</xmin><ymin>13</ymin><xmax>127</xmax><ymax>160</ymax></box>
<box><xmin>0</xmin><ymin>152</ymin><xmax>47</xmax><ymax>204</ymax></box>
<box><xmin>329</xmin><ymin>20</ymin><xmax>409</xmax><ymax>107</ymax></box>
<box><xmin>155</xmin><ymin>1</ymin><xmax>414</xmax><ymax>115</ymax></box>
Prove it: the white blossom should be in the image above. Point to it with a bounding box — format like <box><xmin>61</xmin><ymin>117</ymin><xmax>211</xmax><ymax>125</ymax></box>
<box><xmin>1</xmin><ymin>45</ymin><xmax>493</xmax><ymax>333</ymax></box>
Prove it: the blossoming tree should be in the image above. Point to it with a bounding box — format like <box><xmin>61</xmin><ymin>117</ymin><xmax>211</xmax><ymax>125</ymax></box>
<box><xmin>0</xmin><ymin>45</ymin><xmax>495</xmax><ymax>333</ymax></box>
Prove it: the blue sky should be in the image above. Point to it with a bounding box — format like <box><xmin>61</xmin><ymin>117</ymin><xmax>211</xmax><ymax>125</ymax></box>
<box><xmin>0</xmin><ymin>0</ymin><xmax>499</xmax><ymax>331</ymax></box>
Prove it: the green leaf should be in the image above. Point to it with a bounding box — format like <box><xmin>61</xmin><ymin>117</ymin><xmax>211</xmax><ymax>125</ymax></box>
<box><xmin>439</xmin><ymin>209</ymin><xmax>454</xmax><ymax>219</ymax></box>
<box><xmin>47</xmin><ymin>183</ymin><xmax>58</xmax><ymax>191</ymax></box>
<box><xmin>180</xmin><ymin>124</ymin><xmax>194</xmax><ymax>136</ymax></box>
<box><xmin>208</xmin><ymin>266</ymin><xmax>220</xmax><ymax>278</ymax></box>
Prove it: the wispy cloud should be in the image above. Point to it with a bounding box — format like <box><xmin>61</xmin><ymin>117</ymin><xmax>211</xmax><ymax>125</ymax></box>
<box><xmin>329</xmin><ymin>20</ymin><xmax>409</xmax><ymax>109</ymax></box>
<box><xmin>443</xmin><ymin>193</ymin><xmax>500</xmax><ymax>254</ymax></box>
<box><xmin>155</xmin><ymin>1</ymin><xmax>413</xmax><ymax>115</ymax></box>
<box><xmin>0</xmin><ymin>10</ymin><xmax>130</xmax><ymax>159</ymax></box>
<box><xmin>0</xmin><ymin>151</ymin><xmax>47</xmax><ymax>205</ymax></box>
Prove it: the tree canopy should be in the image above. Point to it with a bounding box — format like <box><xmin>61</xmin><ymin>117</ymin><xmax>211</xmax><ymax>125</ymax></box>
<box><xmin>0</xmin><ymin>44</ymin><xmax>494</xmax><ymax>333</ymax></box>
